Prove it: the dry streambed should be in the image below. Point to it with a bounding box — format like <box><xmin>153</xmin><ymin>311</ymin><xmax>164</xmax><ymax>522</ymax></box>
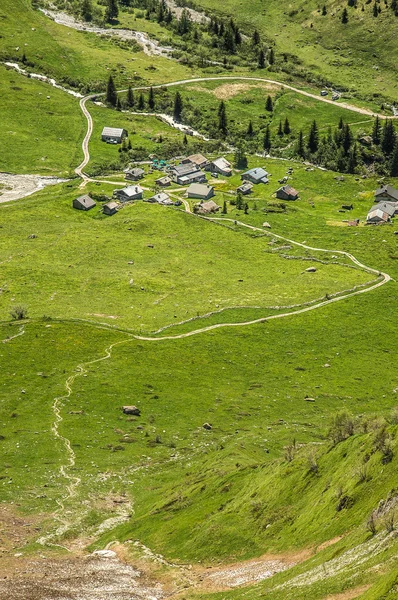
<box><xmin>0</xmin><ymin>173</ymin><xmax>68</xmax><ymax>203</ymax></box>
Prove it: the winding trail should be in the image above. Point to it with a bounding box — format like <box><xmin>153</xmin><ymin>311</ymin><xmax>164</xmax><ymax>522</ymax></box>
<box><xmin>1</xmin><ymin>324</ymin><xmax>25</xmax><ymax>343</ymax></box>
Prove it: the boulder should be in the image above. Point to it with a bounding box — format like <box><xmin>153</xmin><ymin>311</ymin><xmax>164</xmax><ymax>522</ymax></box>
<box><xmin>262</xmin><ymin>222</ymin><xmax>271</xmax><ymax>228</ymax></box>
<box><xmin>122</xmin><ymin>405</ymin><xmax>141</xmax><ymax>416</ymax></box>
<box><xmin>305</xmin><ymin>267</ymin><xmax>317</xmax><ymax>272</ymax></box>
<box><xmin>203</xmin><ymin>422</ymin><xmax>212</xmax><ymax>430</ymax></box>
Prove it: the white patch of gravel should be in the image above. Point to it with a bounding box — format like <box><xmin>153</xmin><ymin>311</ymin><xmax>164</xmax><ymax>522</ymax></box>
<box><xmin>0</xmin><ymin>172</ymin><xmax>68</xmax><ymax>203</ymax></box>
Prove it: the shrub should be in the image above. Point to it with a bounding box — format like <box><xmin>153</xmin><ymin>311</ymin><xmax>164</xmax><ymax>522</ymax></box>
<box><xmin>10</xmin><ymin>305</ymin><xmax>28</xmax><ymax>320</ymax></box>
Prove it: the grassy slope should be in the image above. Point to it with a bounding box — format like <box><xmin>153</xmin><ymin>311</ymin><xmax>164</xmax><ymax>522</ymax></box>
<box><xmin>0</xmin><ymin>65</ymin><xmax>84</xmax><ymax>175</ymax></box>
<box><xmin>0</xmin><ymin>172</ymin><xmax>372</xmax><ymax>332</ymax></box>
<box><xmin>194</xmin><ymin>0</ymin><xmax>398</xmax><ymax>102</ymax></box>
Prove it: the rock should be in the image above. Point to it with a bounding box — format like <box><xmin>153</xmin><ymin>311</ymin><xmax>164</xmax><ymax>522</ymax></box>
<box><xmin>262</xmin><ymin>222</ymin><xmax>271</xmax><ymax>228</ymax></box>
<box><xmin>305</xmin><ymin>267</ymin><xmax>317</xmax><ymax>272</ymax></box>
<box><xmin>203</xmin><ymin>422</ymin><xmax>212</xmax><ymax>430</ymax></box>
<box><xmin>147</xmin><ymin>244</ymin><xmax>154</xmax><ymax>248</ymax></box>
<box><xmin>92</xmin><ymin>550</ymin><xmax>117</xmax><ymax>559</ymax></box>
<box><xmin>305</xmin><ymin>397</ymin><xmax>315</xmax><ymax>402</ymax></box>
<box><xmin>323</xmin><ymin>363</ymin><xmax>331</xmax><ymax>368</ymax></box>
<box><xmin>28</xmin><ymin>234</ymin><xmax>37</xmax><ymax>239</ymax></box>
<box><xmin>122</xmin><ymin>405</ymin><xmax>141</xmax><ymax>416</ymax></box>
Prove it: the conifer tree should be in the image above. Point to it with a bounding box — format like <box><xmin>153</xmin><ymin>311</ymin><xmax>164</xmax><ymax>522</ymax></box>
<box><xmin>218</xmin><ymin>100</ymin><xmax>228</xmax><ymax>135</ymax></box>
<box><xmin>372</xmin><ymin>115</ymin><xmax>381</xmax><ymax>145</ymax></box>
<box><xmin>341</xmin><ymin>7</ymin><xmax>349</xmax><ymax>22</ymax></box>
<box><xmin>277</xmin><ymin>120</ymin><xmax>283</xmax><ymax>136</ymax></box>
<box><xmin>297</xmin><ymin>130</ymin><xmax>305</xmax><ymax>157</ymax></box>
<box><xmin>390</xmin><ymin>143</ymin><xmax>398</xmax><ymax>176</ymax></box>
<box><xmin>81</xmin><ymin>0</ymin><xmax>93</xmax><ymax>21</ymax></box>
<box><xmin>148</xmin><ymin>86</ymin><xmax>155</xmax><ymax>110</ymax></box>
<box><xmin>307</xmin><ymin>120</ymin><xmax>319</xmax><ymax>153</ymax></box>
<box><xmin>258</xmin><ymin>49</ymin><xmax>266</xmax><ymax>69</ymax></box>
<box><xmin>265</xmin><ymin>95</ymin><xmax>273</xmax><ymax>112</ymax></box>
<box><xmin>222</xmin><ymin>200</ymin><xmax>228</xmax><ymax>214</ymax></box>
<box><xmin>263</xmin><ymin>125</ymin><xmax>271</xmax><ymax>152</ymax></box>
<box><xmin>173</xmin><ymin>91</ymin><xmax>183</xmax><ymax>121</ymax></box>
<box><xmin>373</xmin><ymin>2</ymin><xmax>379</xmax><ymax>16</ymax></box>
<box><xmin>381</xmin><ymin>120</ymin><xmax>396</xmax><ymax>155</ymax></box>
<box><xmin>126</xmin><ymin>86</ymin><xmax>135</xmax><ymax>108</ymax></box>
<box><xmin>116</xmin><ymin>97</ymin><xmax>122</xmax><ymax>111</ymax></box>
<box><xmin>322</xmin><ymin>4</ymin><xmax>327</xmax><ymax>14</ymax></box>
<box><xmin>338</xmin><ymin>116</ymin><xmax>344</xmax><ymax>129</ymax></box>
<box><xmin>247</xmin><ymin>120</ymin><xmax>254</xmax><ymax>136</ymax></box>
<box><xmin>269</xmin><ymin>48</ymin><xmax>275</xmax><ymax>64</ymax></box>
<box><xmin>138</xmin><ymin>93</ymin><xmax>145</xmax><ymax>110</ymax></box>
<box><xmin>342</xmin><ymin>123</ymin><xmax>353</xmax><ymax>154</ymax></box>
<box><xmin>106</xmin><ymin>74</ymin><xmax>117</xmax><ymax>106</ymax></box>
<box><xmin>283</xmin><ymin>117</ymin><xmax>291</xmax><ymax>135</ymax></box>
<box><xmin>252</xmin><ymin>29</ymin><xmax>260</xmax><ymax>45</ymax></box>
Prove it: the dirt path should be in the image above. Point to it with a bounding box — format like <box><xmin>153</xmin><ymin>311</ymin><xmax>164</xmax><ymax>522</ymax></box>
<box><xmin>1</xmin><ymin>324</ymin><xmax>25</xmax><ymax>343</ymax></box>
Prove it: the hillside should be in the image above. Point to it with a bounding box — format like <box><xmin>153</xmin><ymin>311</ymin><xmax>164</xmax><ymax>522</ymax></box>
<box><xmin>1</xmin><ymin>0</ymin><xmax>398</xmax><ymax>598</ymax></box>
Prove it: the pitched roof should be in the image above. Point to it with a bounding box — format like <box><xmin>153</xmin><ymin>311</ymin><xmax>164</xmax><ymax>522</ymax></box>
<box><xmin>75</xmin><ymin>195</ymin><xmax>96</xmax><ymax>208</ymax></box>
<box><xmin>243</xmin><ymin>167</ymin><xmax>269</xmax><ymax>179</ymax></box>
<box><xmin>238</xmin><ymin>182</ymin><xmax>253</xmax><ymax>191</ymax></box>
<box><xmin>126</xmin><ymin>167</ymin><xmax>144</xmax><ymax>176</ymax></box>
<box><xmin>375</xmin><ymin>184</ymin><xmax>398</xmax><ymax>201</ymax></box>
<box><xmin>280</xmin><ymin>185</ymin><xmax>298</xmax><ymax>196</ymax></box>
<box><xmin>119</xmin><ymin>185</ymin><xmax>143</xmax><ymax>197</ymax></box>
<box><xmin>369</xmin><ymin>202</ymin><xmax>396</xmax><ymax>217</ymax></box>
<box><xmin>149</xmin><ymin>192</ymin><xmax>171</xmax><ymax>203</ymax></box>
<box><xmin>102</xmin><ymin>127</ymin><xmax>125</xmax><ymax>137</ymax></box>
<box><xmin>172</xmin><ymin>163</ymin><xmax>199</xmax><ymax>176</ymax></box>
<box><xmin>187</xmin><ymin>153</ymin><xmax>208</xmax><ymax>166</ymax></box>
<box><xmin>212</xmin><ymin>157</ymin><xmax>232</xmax><ymax>170</ymax></box>
<box><xmin>201</xmin><ymin>200</ymin><xmax>219</xmax><ymax>211</ymax></box>
<box><xmin>104</xmin><ymin>201</ymin><xmax>118</xmax><ymax>209</ymax></box>
<box><xmin>187</xmin><ymin>183</ymin><xmax>214</xmax><ymax>196</ymax></box>
<box><xmin>367</xmin><ymin>208</ymin><xmax>390</xmax><ymax>222</ymax></box>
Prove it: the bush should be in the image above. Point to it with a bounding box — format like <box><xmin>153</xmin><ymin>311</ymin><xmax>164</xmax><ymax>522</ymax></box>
<box><xmin>10</xmin><ymin>305</ymin><xmax>28</xmax><ymax>320</ymax></box>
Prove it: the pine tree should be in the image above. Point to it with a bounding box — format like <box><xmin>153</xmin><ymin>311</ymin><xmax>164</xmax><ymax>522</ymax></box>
<box><xmin>390</xmin><ymin>143</ymin><xmax>398</xmax><ymax>176</ymax></box>
<box><xmin>283</xmin><ymin>117</ymin><xmax>291</xmax><ymax>135</ymax></box>
<box><xmin>258</xmin><ymin>49</ymin><xmax>265</xmax><ymax>69</ymax></box>
<box><xmin>126</xmin><ymin>86</ymin><xmax>135</xmax><ymax>108</ymax></box>
<box><xmin>382</xmin><ymin>120</ymin><xmax>396</xmax><ymax>154</ymax></box>
<box><xmin>178</xmin><ymin>9</ymin><xmax>191</xmax><ymax>35</ymax></box>
<box><xmin>322</xmin><ymin>4</ymin><xmax>327</xmax><ymax>14</ymax></box>
<box><xmin>244</xmin><ymin>203</ymin><xmax>249</xmax><ymax>214</ymax></box>
<box><xmin>128</xmin><ymin>138</ymin><xmax>132</xmax><ymax>150</ymax></box>
<box><xmin>297</xmin><ymin>129</ymin><xmax>305</xmax><ymax>157</ymax></box>
<box><xmin>222</xmin><ymin>200</ymin><xmax>228</xmax><ymax>214</ymax></box>
<box><xmin>234</xmin><ymin>146</ymin><xmax>248</xmax><ymax>169</ymax></box>
<box><xmin>263</xmin><ymin>125</ymin><xmax>271</xmax><ymax>152</ymax></box>
<box><xmin>138</xmin><ymin>93</ymin><xmax>145</xmax><ymax>110</ymax></box>
<box><xmin>21</xmin><ymin>52</ymin><xmax>27</xmax><ymax>64</ymax></box>
<box><xmin>116</xmin><ymin>97</ymin><xmax>122</xmax><ymax>111</ymax></box>
<box><xmin>277</xmin><ymin>120</ymin><xmax>283</xmax><ymax>136</ymax></box>
<box><xmin>183</xmin><ymin>134</ymin><xmax>188</xmax><ymax>145</ymax></box>
<box><xmin>218</xmin><ymin>100</ymin><xmax>228</xmax><ymax>135</ymax></box>
<box><xmin>247</xmin><ymin>120</ymin><xmax>254</xmax><ymax>136</ymax></box>
<box><xmin>342</xmin><ymin>123</ymin><xmax>352</xmax><ymax>154</ymax></box>
<box><xmin>265</xmin><ymin>95</ymin><xmax>273</xmax><ymax>112</ymax></box>
<box><xmin>348</xmin><ymin>143</ymin><xmax>358</xmax><ymax>173</ymax></box>
<box><xmin>81</xmin><ymin>0</ymin><xmax>93</xmax><ymax>21</ymax></box>
<box><xmin>165</xmin><ymin>9</ymin><xmax>173</xmax><ymax>24</ymax></box>
<box><xmin>338</xmin><ymin>116</ymin><xmax>344</xmax><ymax>129</ymax></box>
<box><xmin>252</xmin><ymin>29</ymin><xmax>260</xmax><ymax>45</ymax></box>
<box><xmin>236</xmin><ymin>191</ymin><xmax>243</xmax><ymax>210</ymax></box>
<box><xmin>148</xmin><ymin>86</ymin><xmax>155</xmax><ymax>110</ymax></box>
<box><xmin>341</xmin><ymin>7</ymin><xmax>349</xmax><ymax>22</ymax></box>
<box><xmin>173</xmin><ymin>91</ymin><xmax>183</xmax><ymax>121</ymax></box>
<box><xmin>105</xmin><ymin>0</ymin><xmax>118</xmax><ymax>22</ymax></box>
<box><xmin>234</xmin><ymin>28</ymin><xmax>242</xmax><ymax>45</ymax></box>
<box><xmin>223</xmin><ymin>28</ymin><xmax>236</xmax><ymax>53</ymax></box>
<box><xmin>106</xmin><ymin>74</ymin><xmax>118</xmax><ymax>106</ymax></box>
<box><xmin>269</xmin><ymin>48</ymin><xmax>275</xmax><ymax>64</ymax></box>
<box><xmin>157</xmin><ymin>0</ymin><xmax>166</xmax><ymax>23</ymax></box>
<box><xmin>307</xmin><ymin>120</ymin><xmax>319</xmax><ymax>153</ymax></box>
<box><xmin>373</xmin><ymin>1</ymin><xmax>379</xmax><ymax>15</ymax></box>
<box><xmin>223</xmin><ymin>57</ymin><xmax>228</xmax><ymax>69</ymax></box>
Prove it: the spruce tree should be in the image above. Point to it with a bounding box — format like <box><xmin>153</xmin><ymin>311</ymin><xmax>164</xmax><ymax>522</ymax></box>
<box><xmin>307</xmin><ymin>120</ymin><xmax>319</xmax><ymax>153</ymax></box>
<box><xmin>338</xmin><ymin>116</ymin><xmax>344</xmax><ymax>129</ymax></box>
<box><xmin>283</xmin><ymin>117</ymin><xmax>291</xmax><ymax>135</ymax></box>
<box><xmin>236</xmin><ymin>191</ymin><xmax>243</xmax><ymax>210</ymax></box>
<box><xmin>265</xmin><ymin>95</ymin><xmax>273</xmax><ymax>112</ymax></box>
<box><xmin>116</xmin><ymin>96</ymin><xmax>122</xmax><ymax>111</ymax></box>
<box><xmin>372</xmin><ymin>115</ymin><xmax>381</xmax><ymax>144</ymax></box>
<box><xmin>258</xmin><ymin>49</ymin><xmax>265</xmax><ymax>69</ymax></box>
<box><xmin>218</xmin><ymin>100</ymin><xmax>228</xmax><ymax>135</ymax></box>
<box><xmin>263</xmin><ymin>125</ymin><xmax>271</xmax><ymax>152</ymax></box>
<box><xmin>342</xmin><ymin>123</ymin><xmax>352</xmax><ymax>154</ymax></box>
<box><xmin>373</xmin><ymin>1</ymin><xmax>379</xmax><ymax>16</ymax></box>
<box><xmin>322</xmin><ymin>4</ymin><xmax>327</xmax><ymax>14</ymax></box>
<box><xmin>178</xmin><ymin>9</ymin><xmax>191</xmax><ymax>35</ymax></box>
<box><xmin>173</xmin><ymin>91</ymin><xmax>183</xmax><ymax>121</ymax></box>
<box><xmin>381</xmin><ymin>120</ymin><xmax>396</xmax><ymax>155</ymax></box>
<box><xmin>348</xmin><ymin>144</ymin><xmax>358</xmax><ymax>173</ymax></box>
<box><xmin>247</xmin><ymin>120</ymin><xmax>254</xmax><ymax>136</ymax></box>
<box><xmin>183</xmin><ymin>134</ymin><xmax>188</xmax><ymax>145</ymax></box>
<box><xmin>148</xmin><ymin>86</ymin><xmax>155</xmax><ymax>110</ymax></box>
<box><xmin>244</xmin><ymin>203</ymin><xmax>249</xmax><ymax>214</ymax></box>
<box><xmin>138</xmin><ymin>93</ymin><xmax>145</xmax><ymax>110</ymax></box>
<box><xmin>252</xmin><ymin>29</ymin><xmax>260</xmax><ymax>45</ymax></box>
<box><xmin>390</xmin><ymin>143</ymin><xmax>398</xmax><ymax>176</ymax></box>
<box><xmin>234</xmin><ymin>146</ymin><xmax>248</xmax><ymax>169</ymax></box>
<box><xmin>277</xmin><ymin>120</ymin><xmax>283</xmax><ymax>136</ymax></box>
<box><xmin>105</xmin><ymin>0</ymin><xmax>118</xmax><ymax>22</ymax></box>
<box><xmin>222</xmin><ymin>200</ymin><xmax>228</xmax><ymax>214</ymax></box>
<box><xmin>106</xmin><ymin>74</ymin><xmax>118</xmax><ymax>106</ymax></box>
<box><xmin>269</xmin><ymin>48</ymin><xmax>275</xmax><ymax>64</ymax></box>
<box><xmin>126</xmin><ymin>86</ymin><xmax>135</xmax><ymax>108</ymax></box>
<box><xmin>341</xmin><ymin>7</ymin><xmax>349</xmax><ymax>22</ymax></box>
<box><xmin>297</xmin><ymin>130</ymin><xmax>305</xmax><ymax>157</ymax></box>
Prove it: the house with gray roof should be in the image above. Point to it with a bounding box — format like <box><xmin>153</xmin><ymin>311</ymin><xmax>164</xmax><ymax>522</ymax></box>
<box><xmin>125</xmin><ymin>167</ymin><xmax>145</xmax><ymax>181</ymax></box>
<box><xmin>182</xmin><ymin>153</ymin><xmax>208</xmax><ymax>169</ymax></box>
<box><xmin>237</xmin><ymin>182</ymin><xmax>253</xmax><ymax>195</ymax></box>
<box><xmin>103</xmin><ymin>201</ymin><xmax>118</xmax><ymax>215</ymax></box>
<box><xmin>155</xmin><ymin>175</ymin><xmax>171</xmax><ymax>187</ymax></box>
<box><xmin>101</xmin><ymin>127</ymin><xmax>127</xmax><ymax>144</ymax></box>
<box><xmin>194</xmin><ymin>200</ymin><xmax>220</xmax><ymax>215</ymax></box>
<box><xmin>170</xmin><ymin>163</ymin><xmax>200</xmax><ymax>184</ymax></box>
<box><xmin>178</xmin><ymin>171</ymin><xmax>207</xmax><ymax>185</ymax></box>
<box><xmin>73</xmin><ymin>195</ymin><xmax>96</xmax><ymax>211</ymax></box>
<box><xmin>209</xmin><ymin>157</ymin><xmax>232</xmax><ymax>176</ymax></box>
<box><xmin>147</xmin><ymin>192</ymin><xmax>173</xmax><ymax>205</ymax></box>
<box><xmin>375</xmin><ymin>184</ymin><xmax>398</xmax><ymax>203</ymax></box>
<box><xmin>114</xmin><ymin>185</ymin><xmax>143</xmax><ymax>202</ymax></box>
<box><xmin>241</xmin><ymin>167</ymin><xmax>269</xmax><ymax>184</ymax></box>
<box><xmin>187</xmin><ymin>183</ymin><xmax>215</xmax><ymax>200</ymax></box>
